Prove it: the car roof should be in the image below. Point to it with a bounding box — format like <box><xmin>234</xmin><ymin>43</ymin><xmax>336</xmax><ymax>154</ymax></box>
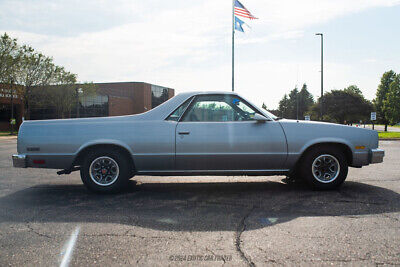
<box><xmin>175</xmin><ymin>91</ymin><xmax>240</xmax><ymax>98</ymax></box>
<box><xmin>142</xmin><ymin>90</ymin><xmax>275</xmax><ymax>121</ymax></box>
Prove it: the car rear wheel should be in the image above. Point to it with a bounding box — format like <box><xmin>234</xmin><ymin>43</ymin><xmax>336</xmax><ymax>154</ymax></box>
<box><xmin>80</xmin><ymin>148</ymin><xmax>130</xmax><ymax>193</ymax></box>
<box><xmin>299</xmin><ymin>146</ymin><xmax>348</xmax><ymax>190</ymax></box>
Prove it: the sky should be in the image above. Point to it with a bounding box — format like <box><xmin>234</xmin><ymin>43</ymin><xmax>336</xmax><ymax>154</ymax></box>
<box><xmin>0</xmin><ymin>0</ymin><xmax>399</xmax><ymax>109</ymax></box>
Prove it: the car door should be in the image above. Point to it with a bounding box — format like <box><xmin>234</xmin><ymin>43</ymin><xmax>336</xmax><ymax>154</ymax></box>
<box><xmin>175</xmin><ymin>94</ymin><xmax>287</xmax><ymax>171</ymax></box>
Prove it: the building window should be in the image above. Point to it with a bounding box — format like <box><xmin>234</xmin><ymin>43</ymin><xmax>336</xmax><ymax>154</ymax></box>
<box><xmin>30</xmin><ymin>107</ymin><xmax>57</xmax><ymax>120</ymax></box>
<box><xmin>77</xmin><ymin>94</ymin><xmax>109</xmax><ymax>118</ymax></box>
<box><xmin>151</xmin><ymin>85</ymin><xmax>169</xmax><ymax>108</ymax></box>
<box><xmin>30</xmin><ymin>94</ymin><xmax>108</xmax><ymax>120</ymax></box>
<box><xmin>0</xmin><ymin>104</ymin><xmax>17</xmax><ymax>122</ymax></box>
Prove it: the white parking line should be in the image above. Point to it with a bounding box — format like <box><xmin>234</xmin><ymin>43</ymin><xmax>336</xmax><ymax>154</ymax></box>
<box><xmin>60</xmin><ymin>226</ymin><xmax>80</xmax><ymax>267</ymax></box>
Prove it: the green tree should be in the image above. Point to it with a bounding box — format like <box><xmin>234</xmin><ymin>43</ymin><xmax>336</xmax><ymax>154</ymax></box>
<box><xmin>0</xmin><ymin>33</ymin><xmax>22</xmax><ymax>85</ymax></box>
<box><xmin>374</xmin><ymin>70</ymin><xmax>396</xmax><ymax>131</ymax></box>
<box><xmin>277</xmin><ymin>84</ymin><xmax>314</xmax><ymax>119</ymax></box>
<box><xmin>287</xmin><ymin>87</ymin><xmax>299</xmax><ymax>119</ymax></box>
<box><xmin>278</xmin><ymin>94</ymin><xmax>289</xmax><ymax>118</ymax></box>
<box><xmin>344</xmin><ymin>85</ymin><xmax>363</xmax><ymax>96</ymax></box>
<box><xmin>1</xmin><ymin>33</ymin><xmax>86</xmax><ymax>120</ymax></box>
<box><xmin>311</xmin><ymin>87</ymin><xmax>372</xmax><ymax>124</ymax></box>
<box><xmin>383</xmin><ymin>74</ymin><xmax>400</xmax><ymax>125</ymax></box>
<box><xmin>261</xmin><ymin>103</ymin><xmax>267</xmax><ymax>110</ymax></box>
<box><xmin>343</xmin><ymin>85</ymin><xmax>372</xmax><ymax>120</ymax></box>
<box><xmin>0</xmin><ymin>33</ymin><xmax>24</xmax><ymax>133</ymax></box>
<box><xmin>298</xmin><ymin>83</ymin><xmax>315</xmax><ymax>119</ymax></box>
<box><xmin>16</xmin><ymin>45</ymin><xmax>59</xmax><ymax>119</ymax></box>
<box><xmin>51</xmin><ymin>68</ymin><xmax>78</xmax><ymax>119</ymax></box>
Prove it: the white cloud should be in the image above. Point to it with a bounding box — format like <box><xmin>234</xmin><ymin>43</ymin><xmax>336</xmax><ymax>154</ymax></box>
<box><xmin>1</xmin><ymin>0</ymin><xmax>399</xmax><ymax>109</ymax></box>
<box><xmin>250</xmin><ymin>0</ymin><xmax>400</xmax><ymax>30</ymax></box>
<box><xmin>363</xmin><ymin>58</ymin><xmax>378</xmax><ymax>63</ymax></box>
<box><xmin>236</xmin><ymin>30</ymin><xmax>304</xmax><ymax>45</ymax></box>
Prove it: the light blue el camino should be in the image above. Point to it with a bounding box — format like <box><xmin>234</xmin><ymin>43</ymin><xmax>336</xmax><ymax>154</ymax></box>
<box><xmin>13</xmin><ymin>92</ymin><xmax>384</xmax><ymax>193</ymax></box>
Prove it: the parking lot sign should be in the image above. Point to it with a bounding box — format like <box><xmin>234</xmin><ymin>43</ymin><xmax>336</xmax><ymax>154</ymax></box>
<box><xmin>371</xmin><ymin>112</ymin><xmax>376</xmax><ymax>121</ymax></box>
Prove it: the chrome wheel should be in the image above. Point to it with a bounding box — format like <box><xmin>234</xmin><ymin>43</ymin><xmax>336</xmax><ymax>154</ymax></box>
<box><xmin>311</xmin><ymin>154</ymin><xmax>340</xmax><ymax>183</ymax></box>
<box><xmin>89</xmin><ymin>156</ymin><xmax>120</xmax><ymax>186</ymax></box>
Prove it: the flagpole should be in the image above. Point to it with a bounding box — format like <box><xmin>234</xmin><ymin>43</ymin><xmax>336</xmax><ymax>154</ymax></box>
<box><xmin>232</xmin><ymin>0</ymin><xmax>235</xmax><ymax>92</ymax></box>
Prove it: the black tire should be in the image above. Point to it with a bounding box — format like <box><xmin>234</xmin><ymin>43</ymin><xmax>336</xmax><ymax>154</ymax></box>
<box><xmin>299</xmin><ymin>145</ymin><xmax>348</xmax><ymax>190</ymax></box>
<box><xmin>80</xmin><ymin>148</ymin><xmax>130</xmax><ymax>193</ymax></box>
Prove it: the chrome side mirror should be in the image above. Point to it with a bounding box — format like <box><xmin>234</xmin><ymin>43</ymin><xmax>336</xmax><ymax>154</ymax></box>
<box><xmin>253</xmin><ymin>113</ymin><xmax>269</xmax><ymax>123</ymax></box>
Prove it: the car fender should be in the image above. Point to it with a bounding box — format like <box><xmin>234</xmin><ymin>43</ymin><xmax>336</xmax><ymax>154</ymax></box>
<box><xmin>299</xmin><ymin>137</ymin><xmax>354</xmax><ymax>156</ymax></box>
<box><xmin>284</xmin><ymin>137</ymin><xmax>355</xmax><ymax>170</ymax></box>
<box><xmin>73</xmin><ymin>139</ymin><xmax>135</xmax><ymax>164</ymax></box>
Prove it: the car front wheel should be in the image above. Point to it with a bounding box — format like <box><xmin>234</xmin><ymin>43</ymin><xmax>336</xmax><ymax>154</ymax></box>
<box><xmin>80</xmin><ymin>148</ymin><xmax>130</xmax><ymax>193</ymax></box>
<box><xmin>299</xmin><ymin>146</ymin><xmax>348</xmax><ymax>190</ymax></box>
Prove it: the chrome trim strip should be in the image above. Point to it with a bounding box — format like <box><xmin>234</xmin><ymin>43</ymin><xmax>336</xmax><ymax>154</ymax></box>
<box><xmin>175</xmin><ymin>152</ymin><xmax>287</xmax><ymax>156</ymax></box>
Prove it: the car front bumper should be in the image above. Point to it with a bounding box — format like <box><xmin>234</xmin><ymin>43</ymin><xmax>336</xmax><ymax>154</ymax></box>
<box><xmin>370</xmin><ymin>149</ymin><xmax>385</xmax><ymax>164</ymax></box>
<box><xmin>12</xmin><ymin>154</ymin><xmax>27</xmax><ymax>168</ymax></box>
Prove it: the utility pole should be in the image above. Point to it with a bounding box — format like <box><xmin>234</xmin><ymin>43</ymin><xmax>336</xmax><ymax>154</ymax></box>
<box><xmin>315</xmin><ymin>33</ymin><xmax>323</xmax><ymax>120</ymax></box>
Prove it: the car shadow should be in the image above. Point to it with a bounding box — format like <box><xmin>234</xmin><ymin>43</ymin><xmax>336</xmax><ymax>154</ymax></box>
<box><xmin>0</xmin><ymin>180</ymin><xmax>399</xmax><ymax>231</ymax></box>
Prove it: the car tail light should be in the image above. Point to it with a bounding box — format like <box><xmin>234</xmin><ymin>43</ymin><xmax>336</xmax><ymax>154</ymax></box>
<box><xmin>33</xmin><ymin>159</ymin><xmax>45</xmax><ymax>164</ymax></box>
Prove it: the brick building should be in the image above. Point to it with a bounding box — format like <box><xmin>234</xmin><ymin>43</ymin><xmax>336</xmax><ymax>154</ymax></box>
<box><xmin>0</xmin><ymin>84</ymin><xmax>24</xmax><ymax>131</ymax></box>
<box><xmin>0</xmin><ymin>82</ymin><xmax>175</xmax><ymax>131</ymax></box>
<box><xmin>96</xmin><ymin>82</ymin><xmax>174</xmax><ymax>116</ymax></box>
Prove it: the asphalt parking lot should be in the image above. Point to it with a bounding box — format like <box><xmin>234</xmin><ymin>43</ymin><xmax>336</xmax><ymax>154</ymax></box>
<box><xmin>0</xmin><ymin>138</ymin><xmax>399</xmax><ymax>266</ymax></box>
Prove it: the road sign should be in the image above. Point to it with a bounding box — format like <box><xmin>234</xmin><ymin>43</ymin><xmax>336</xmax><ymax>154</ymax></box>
<box><xmin>371</xmin><ymin>112</ymin><xmax>376</xmax><ymax>121</ymax></box>
<box><xmin>305</xmin><ymin>115</ymin><xmax>310</xmax><ymax>121</ymax></box>
<box><xmin>10</xmin><ymin>118</ymin><xmax>16</xmax><ymax>125</ymax></box>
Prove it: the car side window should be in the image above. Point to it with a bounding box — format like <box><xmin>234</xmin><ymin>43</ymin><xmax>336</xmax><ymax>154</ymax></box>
<box><xmin>182</xmin><ymin>95</ymin><xmax>259</xmax><ymax>122</ymax></box>
<box><xmin>167</xmin><ymin>97</ymin><xmax>192</xmax><ymax>121</ymax></box>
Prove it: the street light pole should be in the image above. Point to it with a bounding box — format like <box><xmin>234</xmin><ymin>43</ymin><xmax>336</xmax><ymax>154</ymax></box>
<box><xmin>315</xmin><ymin>33</ymin><xmax>323</xmax><ymax>120</ymax></box>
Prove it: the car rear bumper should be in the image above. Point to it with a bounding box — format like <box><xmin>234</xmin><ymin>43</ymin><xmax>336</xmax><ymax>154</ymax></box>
<box><xmin>12</xmin><ymin>154</ymin><xmax>27</xmax><ymax>168</ymax></box>
<box><xmin>370</xmin><ymin>149</ymin><xmax>384</xmax><ymax>164</ymax></box>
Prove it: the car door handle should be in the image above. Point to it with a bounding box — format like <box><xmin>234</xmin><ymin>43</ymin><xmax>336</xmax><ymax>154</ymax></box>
<box><xmin>178</xmin><ymin>131</ymin><xmax>190</xmax><ymax>135</ymax></box>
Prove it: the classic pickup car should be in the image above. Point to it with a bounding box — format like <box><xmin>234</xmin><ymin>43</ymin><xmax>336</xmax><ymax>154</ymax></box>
<box><xmin>13</xmin><ymin>91</ymin><xmax>384</xmax><ymax>193</ymax></box>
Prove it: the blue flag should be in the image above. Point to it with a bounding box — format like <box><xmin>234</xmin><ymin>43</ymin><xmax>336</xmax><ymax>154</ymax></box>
<box><xmin>235</xmin><ymin>16</ymin><xmax>245</xmax><ymax>32</ymax></box>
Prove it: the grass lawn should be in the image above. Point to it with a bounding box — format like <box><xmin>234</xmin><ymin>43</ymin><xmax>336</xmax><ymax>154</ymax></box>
<box><xmin>367</xmin><ymin>124</ymin><xmax>400</xmax><ymax>128</ymax></box>
<box><xmin>0</xmin><ymin>131</ymin><xmax>18</xmax><ymax>136</ymax></box>
<box><xmin>378</xmin><ymin>131</ymin><xmax>400</xmax><ymax>139</ymax></box>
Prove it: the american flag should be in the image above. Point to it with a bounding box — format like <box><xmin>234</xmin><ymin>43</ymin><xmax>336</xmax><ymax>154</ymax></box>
<box><xmin>234</xmin><ymin>0</ymin><xmax>258</xmax><ymax>20</ymax></box>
